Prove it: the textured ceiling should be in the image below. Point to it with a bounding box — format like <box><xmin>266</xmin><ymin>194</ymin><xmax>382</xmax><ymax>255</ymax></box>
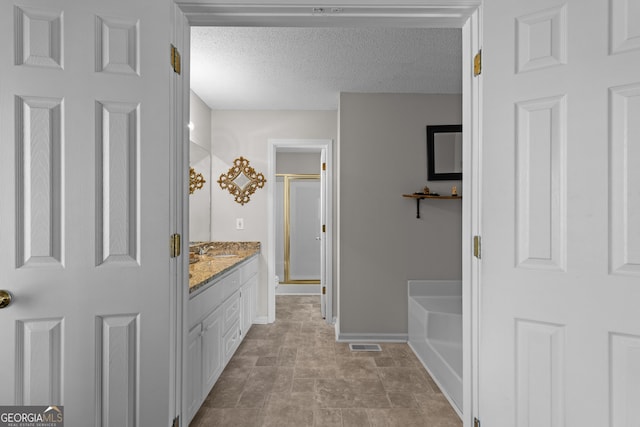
<box><xmin>191</xmin><ymin>26</ymin><xmax>461</xmax><ymax>111</ymax></box>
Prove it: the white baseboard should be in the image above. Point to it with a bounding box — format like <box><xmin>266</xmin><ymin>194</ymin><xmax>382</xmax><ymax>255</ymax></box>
<box><xmin>252</xmin><ymin>316</ymin><xmax>269</xmax><ymax>324</ymax></box>
<box><xmin>276</xmin><ymin>284</ymin><xmax>321</xmax><ymax>295</ymax></box>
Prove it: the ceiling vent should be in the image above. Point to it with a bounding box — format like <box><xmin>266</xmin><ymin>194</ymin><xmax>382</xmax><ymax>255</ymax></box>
<box><xmin>349</xmin><ymin>343</ymin><xmax>382</xmax><ymax>352</ymax></box>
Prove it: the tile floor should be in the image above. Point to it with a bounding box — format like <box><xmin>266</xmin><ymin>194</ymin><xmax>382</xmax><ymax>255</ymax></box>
<box><xmin>190</xmin><ymin>295</ymin><xmax>462</xmax><ymax>427</ymax></box>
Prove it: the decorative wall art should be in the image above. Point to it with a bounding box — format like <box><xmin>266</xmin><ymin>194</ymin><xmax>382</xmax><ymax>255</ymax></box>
<box><xmin>189</xmin><ymin>167</ymin><xmax>206</xmax><ymax>194</ymax></box>
<box><xmin>217</xmin><ymin>156</ymin><xmax>266</xmax><ymax>205</ymax></box>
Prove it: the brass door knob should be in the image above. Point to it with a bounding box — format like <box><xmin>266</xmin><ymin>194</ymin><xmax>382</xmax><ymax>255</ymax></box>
<box><xmin>0</xmin><ymin>290</ymin><xmax>12</xmax><ymax>309</ymax></box>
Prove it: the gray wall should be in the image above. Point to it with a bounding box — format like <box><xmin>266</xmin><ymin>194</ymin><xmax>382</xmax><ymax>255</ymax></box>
<box><xmin>338</xmin><ymin>93</ymin><xmax>462</xmax><ymax>335</ymax></box>
<box><xmin>276</xmin><ymin>153</ymin><xmax>321</xmax><ymax>175</ymax></box>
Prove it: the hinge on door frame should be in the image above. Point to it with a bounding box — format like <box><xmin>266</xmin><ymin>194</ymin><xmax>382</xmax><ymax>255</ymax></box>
<box><xmin>322</xmin><ymin>162</ymin><xmax>327</xmax><ymax>171</ymax></box>
<box><xmin>473</xmin><ymin>235</ymin><xmax>481</xmax><ymax>259</ymax></box>
<box><xmin>322</xmin><ymin>287</ymin><xmax>326</xmax><ymax>295</ymax></box>
<box><xmin>170</xmin><ymin>44</ymin><xmax>181</xmax><ymax>75</ymax></box>
<box><xmin>171</xmin><ymin>415</ymin><xmax>180</xmax><ymax>427</ymax></box>
<box><xmin>473</xmin><ymin>49</ymin><xmax>482</xmax><ymax>76</ymax></box>
<box><xmin>170</xmin><ymin>233</ymin><xmax>181</xmax><ymax>258</ymax></box>
<box><xmin>322</xmin><ymin>224</ymin><xmax>326</xmax><ymax>233</ymax></box>
<box><xmin>474</xmin><ymin>417</ymin><xmax>480</xmax><ymax>427</ymax></box>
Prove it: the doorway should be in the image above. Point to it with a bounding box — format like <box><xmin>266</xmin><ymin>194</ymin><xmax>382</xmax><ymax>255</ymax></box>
<box><xmin>179</xmin><ymin>4</ymin><xmax>481</xmax><ymax>427</ymax></box>
<box><xmin>268</xmin><ymin>139</ymin><xmax>334</xmax><ymax>323</ymax></box>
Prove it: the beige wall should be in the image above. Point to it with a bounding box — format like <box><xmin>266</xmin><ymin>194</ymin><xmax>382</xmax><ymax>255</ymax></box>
<box><xmin>338</xmin><ymin>93</ymin><xmax>462</xmax><ymax>336</ymax></box>
<box><xmin>211</xmin><ymin>110</ymin><xmax>338</xmax><ymax>318</ymax></box>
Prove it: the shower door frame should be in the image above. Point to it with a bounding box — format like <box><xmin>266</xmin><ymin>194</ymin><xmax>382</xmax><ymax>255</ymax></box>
<box><xmin>277</xmin><ymin>173</ymin><xmax>322</xmax><ymax>285</ymax></box>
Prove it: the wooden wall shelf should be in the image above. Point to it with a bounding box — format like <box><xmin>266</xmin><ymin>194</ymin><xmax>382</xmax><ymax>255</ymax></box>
<box><xmin>402</xmin><ymin>193</ymin><xmax>462</xmax><ymax>218</ymax></box>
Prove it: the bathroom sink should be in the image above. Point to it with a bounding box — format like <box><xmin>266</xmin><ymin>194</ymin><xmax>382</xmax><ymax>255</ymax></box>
<box><xmin>212</xmin><ymin>253</ymin><xmax>239</xmax><ymax>258</ymax></box>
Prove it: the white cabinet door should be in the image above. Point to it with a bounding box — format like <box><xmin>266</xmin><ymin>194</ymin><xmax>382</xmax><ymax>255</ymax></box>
<box><xmin>480</xmin><ymin>0</ymin><xmax>640</xmax><ymax>425</ymax></box>
<box><xmin>241</xmin><ymin>276</ymin><xmax>257</xmax><ymax>337</ymax></box>
<box><xmin>186</xmin><ymin>324</ymin><xmax>203</xmax><ymax>424</ymax></box>
<box><xmin>0</xmin><ymin>1</ymin><xmax>174</xmax><ymax>425</ymax></box>
<box><xmin>202</xmin><ymin>308</ymin><xmax>223</xmax><ymax>396</ymax></box>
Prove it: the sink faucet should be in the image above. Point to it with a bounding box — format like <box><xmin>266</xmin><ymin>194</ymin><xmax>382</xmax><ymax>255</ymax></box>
<box><xmin>198</xmin><ymin>245</ymin><xmax>213</xmax><ymax>255</ymax></box>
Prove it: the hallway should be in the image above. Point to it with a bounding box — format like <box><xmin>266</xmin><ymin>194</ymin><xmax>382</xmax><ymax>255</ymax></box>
<box><xmin>190</xmin><ymin>295</ymin><xmax>461</xmax><ymax>426</ymax></box>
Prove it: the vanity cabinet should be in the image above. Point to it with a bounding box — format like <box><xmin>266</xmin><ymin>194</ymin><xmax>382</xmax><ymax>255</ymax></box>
<box><xmin>186</xmin><ymin>256</ymin><xmax>258</xmax><ymax>424</ymax></box>
<box><xmin>240</xmin><ymin>275</ymin><xmax>257</xmax><ymax>342</ymax></box>
<box><xmin>202</xmin><ymin>307</ymin><xmax>223</xmax><ymax>395</ymax></box>
<box><xmin>186</xmin><ymin>323</ymin><xmax>203</xmax><ymax>422</ymax></box>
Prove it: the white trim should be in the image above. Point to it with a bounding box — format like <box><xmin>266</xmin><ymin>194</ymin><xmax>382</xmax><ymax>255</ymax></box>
<box><xmin>268</xmin><ymin>139</ymin><xmax>334</xmax><ymax>325</ymax></box>
<box><xmin>252</xmin><ymin>316</ymin><xmax>269</xmax><ymax>325</ymax></box>
<box><xmin>170</xmin><ymin>5</ymin><xmax>189</xmax><ymax>426</ymax></box>
<box><xmin>336</xmin><ymin>332</ymin><xmax>408</xmax><ymax>343</ymax></box>
<box><xmin>462</xmin><ymin>8</ymin><xmax>482</xmax><ymax>427</ymax></box>
<box><xmin>179</xmin><ymin>3</ymin><xmax>479</xmax><ymax>28</ymax></box>
<box><xmin>276</xmin><ymin>284</ymin><xmax>321</xmax><ymax>295</ymax></box>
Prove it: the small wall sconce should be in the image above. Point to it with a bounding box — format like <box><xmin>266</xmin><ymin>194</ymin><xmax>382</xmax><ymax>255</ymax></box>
<box><xmin>217</xmin><ymin>156</ymin><xmax>266</xmax><ymax>205</ymax></box>
<box><xmin>189</xmin><ymin>167</ymin><xmax>206</xmax><ymax>194</ymax></box>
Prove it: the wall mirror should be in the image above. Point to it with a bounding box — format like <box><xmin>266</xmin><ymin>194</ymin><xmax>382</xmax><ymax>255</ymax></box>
<box><xmin>427</xmin><ymin>124</ymin><xmax>462</xmax><ymax>181</ymax></box>
<box><xmin>189</xmin><ymin>141</ymin><xmax>211</xmax><ymax>241</ymax></box>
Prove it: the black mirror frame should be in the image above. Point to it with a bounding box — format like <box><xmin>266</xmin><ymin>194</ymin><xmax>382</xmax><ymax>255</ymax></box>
<box><xmin>427</xmin><ymin>124</ymin><xmax>463</xmax><ymax>181</ymax></box>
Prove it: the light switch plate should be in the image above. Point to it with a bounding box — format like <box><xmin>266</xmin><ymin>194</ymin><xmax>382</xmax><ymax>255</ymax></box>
<box><xmin>236</xmin><ymin>218</ymin><xmax>244</xmax><ymax>230</ymax></box>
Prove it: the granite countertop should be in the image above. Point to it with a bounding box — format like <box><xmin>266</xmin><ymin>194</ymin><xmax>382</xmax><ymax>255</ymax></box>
<box><xmin>189</xmin><ymin>241</ymin><xmax>260</xmax><ymax>294</ymax></box>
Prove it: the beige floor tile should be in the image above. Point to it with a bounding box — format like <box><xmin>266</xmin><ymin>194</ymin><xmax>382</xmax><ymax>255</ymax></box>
<box><xmin>237</xmin><ymin>390</ymin><xmax>268</xmax><ymax>408</ymax></box>
<box><xmin>377</xmin><ymin>367</ymin><xmax>434</xmax><ymax>393</ymax></box>
<box><xmin>222</xmin><ymin>408</ymin><xmax>265</xmax><ymax>427</ymax></box>
<box><xmin>277</xmin><ymin>347</ymin><xmax>298</xmax><ymax>366</ymax></box>
<box><xmin>373</xmin><ymin>357</ymin><xmax>396</xmax><ymax>367</ymax></box>
<box><xmin>413</xmin><ymin>393</ymin><xmax>460</xmax><ymax>420</ymax></box>
<box><xmin>341</xmin><ymin>409</ymin><xmax>371</xmax><ymax>427</ymax></box>
<box><xmin>294</xmin><ymin>366</ymin><xmax>338</xmax><ymax>379</ymax></box>
<box><xmin>313</xmin><ymin>408</ymin><xmax>342</xmax><ymax>426</ymax></box>
<box><xmin>255</xmin><ymin>356</ymin><xmax>278</xmax><ymax>366</ymax></box>
<box><xmin>316</xmin><ymin>390</ymin><xmax>392</xmax><ymax>409</ymax></box>
<box><xmin>367</xmin><ymin>408</ymin><xmax>432</xmax><ymax>427</ymax></box>
<box><xmin>204</xmin><ymin>390</ymin><xmax>242</xmax><ymax>408</ymax></box>
<box><xmin>292</xmin><ymin>378</ymin><xmax>316</xmax><ymax>393</ymax></box>
<box><xmin>387</xmin><ymin>392</ymin><xmax>419</xmax><ymax>408</ymax></box>
<box><xmin>266</xmin><ymin>391</ymin><xmax>320</xmax><ymax>410</ymax></box>
<box><xmin>261</xmin><ymin>406</ymin><xmax>314</xmax><ymax>427</ymax></box>
<box><xmin>335</xmin><ymin>357</ymin><xmax>379</xmax><ymax>379</ymax></box>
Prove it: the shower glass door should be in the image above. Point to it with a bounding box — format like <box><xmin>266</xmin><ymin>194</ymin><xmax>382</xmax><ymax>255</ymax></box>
<box><xmin>277</xmin><ymin>175</ymin><xmax>321</xmax><ymax>284</ymax></box>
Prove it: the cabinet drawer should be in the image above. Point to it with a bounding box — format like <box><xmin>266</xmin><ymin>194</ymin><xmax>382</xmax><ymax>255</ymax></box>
<box><xmin>222</xmin><ymin>321</ymin><xmax>241</xmax><ymax>364</ymax></box>
<box><xmin>240</xmin><ymin>257</ymin><xmax>258</xmax><ymax>283</ymax></box>
<box><xmin>223</xmin><ymin>291</ymin><xmax>241</xmax><ymax>332</ymax></box>
<box><xmin>188</xmin><ymin>277</ymin><xmax>224</xmax><ymax>328</ymax></box>
<box><xmin>220</xmin><ymin>269</ymin><xmax>241</xmax><ymax>301</ymax></box>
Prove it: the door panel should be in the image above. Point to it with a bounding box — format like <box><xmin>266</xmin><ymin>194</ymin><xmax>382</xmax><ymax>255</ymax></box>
<box><xmin>0</xmin><ymin>1</ymin><xmax>174</xmax><ymax>425</ymax></box>
<box><xmin>15</xmin><ymin>318</ymin><xmax>63</xmax><ymax>405</ymax></box>
<box><xmin>481</xmin><ymin>0</ymin><xmax>640</xmax><ymax>425</ymax></box>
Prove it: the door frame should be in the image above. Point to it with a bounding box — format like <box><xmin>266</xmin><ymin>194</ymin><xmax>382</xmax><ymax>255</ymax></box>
<box><xmin>174</xmin><ymin>3</ymin><xmax>482</xmax><ymax>426</ymax></box>
<box><xmin>268</xmin><ymin>139</ymin><xmax>334</xmax><ymax>324</ymax></box>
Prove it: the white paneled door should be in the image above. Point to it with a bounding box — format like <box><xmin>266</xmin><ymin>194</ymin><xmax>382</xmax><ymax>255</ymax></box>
<box><xmin>0</xmin><ymin>1</ymin><xmax>174</xmax><ymax>426</ymax></box>
<box><xmin>481</xmin><ymin>0</ymin><xmax>640</xmax><ymax>426</ymax></box>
